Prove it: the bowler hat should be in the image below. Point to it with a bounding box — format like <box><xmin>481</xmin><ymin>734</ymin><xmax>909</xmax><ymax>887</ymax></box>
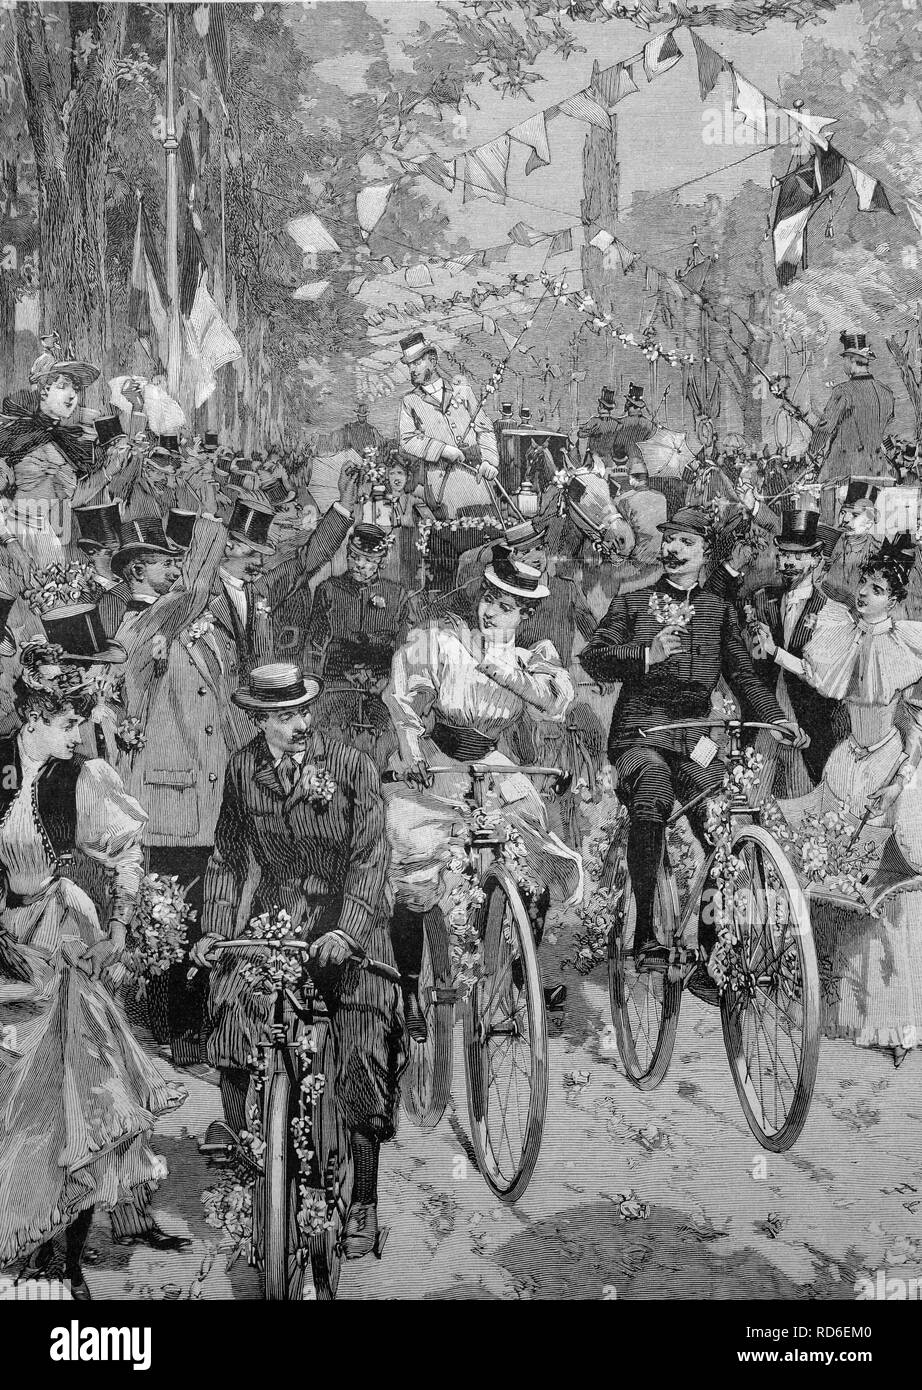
<box><xmin>483</xmin><ymin>554</ymin><xmax>549</xmax><ymax>601</ymax></box>
<box><xmin>228</xmin><ymin>497</ymin><xmax>275</xmax><ymax>554</ymax></box>
<box><xmin>775</xmin><ymin>508</ymin><xmax>823</xmax><ymax>552</ymax></box>
<box><xmin>41</xmin><ymin>603</ymin><xmax>125</xmax><ymax>665</ymax></box>
<box><xmin>349</xmin><ymin>523</ymin><xmax>388</xmax><ymax>555</ymax></box>
<box><xmin>73</xmin><ymin>502</ymin><xmax>121</xmax><ymax>552</ymax></box>
<box><xmin>94</xmin><ymin>415</ymin><xmax>125</xmax><ymax>447</ymax></box>
<box><xmin>232</xmin><ymin>662</ymin><xmax>322</xmax><ymax>711</ymax></box>
<box><xmin>657</xmin><ymin>506</ymin><xmax>714</xmax><ymax>540</ymax></box>
<box><xmin>165</xmin><ymin>509</ymin><xmax>197</xmax><ymax>551</ymax></box>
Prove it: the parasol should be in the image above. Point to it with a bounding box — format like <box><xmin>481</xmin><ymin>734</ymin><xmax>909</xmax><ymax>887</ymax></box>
<box><xmin>637</xmin><ymin>428</ymin><xmax>698</xmax><ymax>478</ymax></box>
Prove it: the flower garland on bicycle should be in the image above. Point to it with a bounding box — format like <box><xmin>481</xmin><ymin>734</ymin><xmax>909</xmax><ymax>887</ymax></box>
<box><xmin>383</xmin><ymin>554</ymin><xmax>584</xmax><ymax>1034</ymax></box>
<box><xmin>579</xmin><ymin>507</ymin><xmax>805</xmax><ymax>998</ymax></box>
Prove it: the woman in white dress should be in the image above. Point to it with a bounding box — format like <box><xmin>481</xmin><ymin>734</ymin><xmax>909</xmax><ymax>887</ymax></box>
<box><xmin>0</xmin><ymin>672</ymin><xmax>184</xmax><ymax>1294</ymax></box>
<box><xmin>773</xmin><ymin>540</ymin><xmax>922</xmax><ymax>1066</ymax></box>
<box><xmin>383</xmin><ymin>555</ymin><xmax>583</xmax><ymax>1035</ymax></box>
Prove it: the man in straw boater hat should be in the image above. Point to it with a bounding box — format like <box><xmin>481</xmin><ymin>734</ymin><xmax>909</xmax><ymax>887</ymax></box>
<box><xmin>397</xmin><ymin>329</ymin><xmax>502</xmax><ymax>589</ymax></box>
<box><xmin>191</xmin><ymin>663</ymin><xmax>405</xmax><ymax>1260</ymax></box>
<box><xmin>580</xmin><ymin>506</ymin><xmax>805</xmax><ymax>1003</ymax></box>
<box><xmin>747</xmin><ymin>506</ymin><xmax>852</xmax><ymax>791</ymax></box>
<box><xmin>808</xmin><ymin>330</ymin><xmax>895</xmax><ymax>523</ymax></box>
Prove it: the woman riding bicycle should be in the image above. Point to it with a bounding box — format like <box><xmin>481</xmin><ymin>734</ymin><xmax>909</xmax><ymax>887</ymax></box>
<box><xmin>383</xmin><ymin>554</ymin><xmax>583</xmax><ymax>1037</ymax></box>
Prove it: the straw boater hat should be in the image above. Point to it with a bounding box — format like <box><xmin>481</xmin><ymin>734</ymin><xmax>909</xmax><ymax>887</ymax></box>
<box><xmin>348</xmin><ymin>522</ymin><xmax>388</xmax><ymax>555</ymax></box>
<box><xmin>232</xmin><ymin>662</ymin><xmax>322</xmax><ymax>710</ymax></box>
<box><xmin>482</xmin><ymin>553</ymin><xmax>550</xmax><ymax>601</ymax></box>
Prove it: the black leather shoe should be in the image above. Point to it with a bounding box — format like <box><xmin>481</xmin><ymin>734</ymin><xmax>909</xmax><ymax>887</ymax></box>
<box><xmin>403</xmin><ymin>989</ymin><xmax>429</xmax><ymax>1044</ymax></box>
<box><xmin>543</xmin><ymin>984</ymin><xmax>567</xmax><ymax>1011</ymax></box>
<box><xmin>113</xmin><ymin>1225</ymin><xmax>192</xmax><ymax>1252</ymax></box>
<box><xmin>686</xmin><ymin>964</ymin><xmax>721</xmax><ymax>1008</ymax></box>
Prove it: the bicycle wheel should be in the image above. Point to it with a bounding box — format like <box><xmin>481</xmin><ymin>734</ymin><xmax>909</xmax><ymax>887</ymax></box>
<box><xmin>262</xmin><ymin>1065</ymin><xmax>305</xmax><ymax>1302</ymax></box>
<box><xmin>306</xmin><ymin>1021</ymin><xmax>352</xmax><ymax>1299</ymax></box>
<box><xmin>719</xmin><ymin>824</ymin><xmax>820</xmax><ymax>1152</ymax></box>
<box><xmin>401</xmin><ymin>909</ymin><xmax>454</xmax><ymax>1129</ymax></box>
<box><xmin>463</xmin><ymin>862</ymin><xmax>547</xmax><ymax>1204</ymax></box>
<box><xmin>606</xmin><ymin>826</ymin><xmax>683</xmax><ymax>1090</ymax></box>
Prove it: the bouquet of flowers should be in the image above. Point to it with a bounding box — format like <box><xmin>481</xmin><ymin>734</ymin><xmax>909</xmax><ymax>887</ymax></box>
<box><xmin>648</xmin><ymin>591</ymin><xmax>695</xmax><ymax>629</ymax></box>
<box><xmin>115</xmin><ymin>716</ymin><xmax>147</xmax><ymax>754</ymax></box>
<box><xmin>124</xmin><ymin>873</ymin><xmax>194</xmax><ymax>990</ymax></box>
<box><xmin>306</xmin><ymin>770</ymin><xmax>337</xmax><ymax>809</ymax></box>
<box><xmin>239</xmin><ymin>907</ymin><xmax>303</xmax><ymax>995</ymax></box>
<box><xmin>22</xmin><ymin>562</ymin><xmax>102</xmax><ymax>616</ymax></box>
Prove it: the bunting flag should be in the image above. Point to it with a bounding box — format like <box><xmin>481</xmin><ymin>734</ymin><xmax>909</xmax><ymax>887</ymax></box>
<box><xmin>557</xmin><ymin>88</ymin><xmax>612</xmax><ymax>130</ymax></box>
<box><xmin>462</xmin><ymin>136</ymin><xmax>511</xmax><ymax>204</ymax></box>
<box><xmin>405</xmin><ymin>263</ymin><xmax>434</xmax><ymax>289</ymax></box>
<box><xmin>508</xmin><ymin>221</ymin><xmax>547</xmax><ymax>247</ymax></box>
<box><xmin>548</xmin><ymin>228</ymin><xmax>573</xmax><ymax>257</ymax></box>
<box><xmin>731</xmin><ymin>69</ymin><xmax>769</xmax><ymax>140</ymax></box>
<box><xmin>770</xmin><ymin>147</ymin><xmax>845</xmax><ymax>285</ymax></box>
<box><xmin>783</xmin><ymin>104</ymin><xmax>838</xmax><ymax>152</ymax></box>
<box><xmin>509</xmin><ymin>112</ymin><xmax>551</xmax><ymax>176</ymax></box>
<box><xmin>292</xmin><ymin>281</ymin><xmax>330</xmax><ymax>301</ymax></box>
<box><xmin>643</xmin><ymin>30</ymin><xmax>683</xmax><ymax>81</ymax></box>
<box><xmin>356</xmin><ymin>184</ymin><xmax>393</xmax><ymax>239</ymax></box>
<box><xmin>588</xmin><ymin>229</ymin><xmax>615</xmax><ymax>252</ymax></box>
<box><xmin>689</xmin><ymin>31</ymin><xmax>727</xmax><ymax>100</ymax></box>
<box><xmin>498</xmin><ymin>325</ymin><xmax>519</xmax><ymax>352</ymax></box>
<box><xmin>286</xmin><ymin>213</ymin><xmax>341</xmax><ymax>254</ymax></box>
<box><xmin>845</xmin><ymin>160</ymin><xmax>895</xmax><ymax>213</ymax></box>
<box><xmin>614</xmin><ymin>238</ymin><xmax>638</xmax><ymax>274</ymax></box>
<box><xmin>129</xmin><ymin>198</ymin><xmax>167</xmax><ymax>367</ymax></box>
<box><xmin>906</xmin><ymin>197</ymin><xmax>922</xmax><ymax>239</ymax></box>
<box><xmin>402</xmin><ymin>153</ymin><xmax>456</xmax><ymax>191</ymax></box>
<box><xmin>595</xmin><ymin>60</ymin><xmax>640</xmax><ymax>108</ymax></box>
<box><xmin>182</xmin><ymin>267</ymin><xmax>242</xmax><ymax>408</ymax></box>
<box><xmin>481</xmin><ymin>315</ymin><xmax>497</xmax><ymax>335</ymax></box>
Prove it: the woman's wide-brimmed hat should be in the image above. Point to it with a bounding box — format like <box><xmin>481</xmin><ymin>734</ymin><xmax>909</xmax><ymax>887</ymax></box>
<box><xmin>40</xmin><ymin>603</ymin><xmax>125</xmax><ymax>665</ymax></box>
<box><xmin>483</xmin><ymin>554</ymin><xmax>550</xmax><ymax>601</ymax></box>
<box><xmin>232</xmin><ymin>662</ymin><xmax>322</xmax><ymax>710</ymax></box>
<box><xmin>34</xmin><ymin>359</ymin><xmax>100</xmax><ymax>388</ymax></box>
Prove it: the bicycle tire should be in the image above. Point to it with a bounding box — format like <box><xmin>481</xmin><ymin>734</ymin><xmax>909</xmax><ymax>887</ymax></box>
<box><xmin>306</xmin><ymin>1021</ymin><xmax>351</xmax><ymax>1299</ymax></box>
<box><xmin>606</xmin><ymin>827</ymin><xmax>683</xmax><ymax>1090</ymax></box>
<box><xmin>262</xmin><ymin>1065</ymin><xmax>305</xmax><ymax>1302</ymax></box>
<box><xmin>401</xmin><ymin>908</ymin><xmax>454</xmax><ymax>1129</ymax></box>
<box><xmin>719</xmin><ymin>824</ymin><xmax>820</xmax><ymax>1152</ymax></box>
<box><xmin>463</xmin><ymin>861</ymin><xmax>548</xmax><ymax>1204</ymax></box>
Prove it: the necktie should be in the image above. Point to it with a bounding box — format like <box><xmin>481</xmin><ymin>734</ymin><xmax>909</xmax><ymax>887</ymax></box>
<box><xmin>277</xmin><ymin>755</ymin><xmax>297</xmax><ymax>793</ymax></box>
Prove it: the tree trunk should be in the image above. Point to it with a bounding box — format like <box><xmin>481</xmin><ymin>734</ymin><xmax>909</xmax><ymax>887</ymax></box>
<box><xmin>579</xmin><ymin>63</ymin><xmax>618</xmax><ymax>417</ymax></box>
<box><xmin>14</xmin><ymin>2</ymin><xmax>125</xmax><ymax>389</ymax></box>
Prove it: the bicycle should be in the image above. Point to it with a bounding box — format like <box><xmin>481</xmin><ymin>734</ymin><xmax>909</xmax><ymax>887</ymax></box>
<box><xmin>198</xmin><ymin>939</ymin><xmax>399</xmax><ymax>1300</ymax></box>
<box><xmin>383</xmin><ymin>760</ymin><xmax>568</xmax><ymax>1202</ymax></box>
<box><xmin>603</xmin><ymin>719</ymin><xmax>821</xmax><ymax>1152</ymax></box>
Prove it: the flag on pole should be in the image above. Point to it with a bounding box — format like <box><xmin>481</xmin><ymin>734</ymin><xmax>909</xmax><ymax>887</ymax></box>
<box><xmin>181</xmin><ymin>268</ymin><xmax>243</xmax><ymax>407</ymax></box>
<box><xmin>129</xmin><ymin>198</ymin><xmax>168</xmax><ymax>367</ymax></box>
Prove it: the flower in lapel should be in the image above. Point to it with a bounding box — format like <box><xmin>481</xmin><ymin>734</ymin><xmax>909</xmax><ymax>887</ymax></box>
<box><xmin>306</xmin><ymin>769</ymin><xmax>337</xmax><ymax>809</ymax></box>
<box><xmin>370</xmin><ymin>594</ymin><xmax>386</xmax><ymax>609</ymax></box>
<box><xmin>186</xmin><ymin>611</ymin><xmax>215</xmax><ymax>643</ymax></box>
<box><xmin>802</xmin><ymin>613</ymin><xmax>818</xmax><ymax>633</ymax></box>
<box><xmin>254</xmin><ymin>598</ymin><xmax>271</xmax><ymax>619</ymax></box>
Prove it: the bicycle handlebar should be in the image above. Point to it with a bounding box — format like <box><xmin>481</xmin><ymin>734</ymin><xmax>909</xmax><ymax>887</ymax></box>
<box><xmin>207</xmin><ymin>939</ymin><xmax>401</xmax><ymax>984</ymax></box>
<box><xmin>640</xmin><ymin>718</ymin><xmax>803</xmax><ymax>746</ymax></box>
<box><xmin>382</xmin><ymin>763</ymin><xmax>564</xmax><ymax>783</ymax></box>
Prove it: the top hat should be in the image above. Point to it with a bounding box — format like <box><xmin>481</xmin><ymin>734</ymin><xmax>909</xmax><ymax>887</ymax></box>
<box><xmin>40</xmin><ymin>603</ymin><xmax>125</xmax><ymax>665</ymax></box>
<box><xmin>598</xmin><ymin>386</ymin><xmax>618</xmax><ymax>411</ymax></box>
<box><xmin>520</xmin><ymin>406</ymin><xmax>532</xmax><ymax>422</ymax></box>
<box><xmin>348</xmin><ymin>522</ymin><xmax>389</xmax><ymax>555</ymax></box>
<box><xmin>626</xmin><ymin>383</ymin><xmax>645</xmax><ymax>401</ymax></box>
<box><xmin>816</xmin><ymin>522</ymin><xmax>841</xmax><ymax>559</ymax></box>
<box><xmin>0</xmin><ymin>591</ymin><xmax>15</xmax><ymax>647</ymax></box>
<box><xmin>775</xmin><ymin>508</ymin><xmax>823</xmax><ymax>552</ymax></box>
<box><xmin>232</xmin><ymin>662</ymin><xmax>322</xmax><ymax>711</ymax></box>
<box><xmin>483</xmin><ymin>554</ymin><xmax>550</xmax><ymax>601</ymax></box>
<box><xmin>73</xmin><ymin>502</ymin><xmax>122</xmax><ymax>552</ymax></box>
<box><xmin>262</xmin><ymin>477</ymin><xmax>295</xmax><ymax>509</ymax></box>
<box><xmin>842</xmin><ymin>478</ymin><xmax>880</xmax><ymax>508</ymax></box>
<box><xmin>156</xmin><ymin>434</ymin><xmax>181</xmax><ymax>454</ymax></box>
<box><xmin>111</xmin><ymin>517</ymin><xmax>181</xmax><ymax>576</ymax></box>
<box><xmin>840</xmin><ymin>331</ymin><xmax>874</xmax><ymax>361</ymax></box>
<box><xmin>202</xmin><ymin>432</ymin><xmax>220</xmax><ymax>452</ymax></box>
<box><xmin>500</xmin><ymin>402</ymin><xmax>514</xmax><ymax>417</ymax></box>
<box><xmin>34</xmin><ymin>359</ymin><xmax>99</xmax><ymax>388</ymax></box>
<box><xmin>400</xmin><ymin>331</ymin><xmax>434</xmax><ymax>365</ymax></box>
<box><xmin>657</xmin><ymin>506</ymin><xmax>714</xmax><ymax>540</ymax></box>
<box><xmin>228</xmin><ymin>496</ymin><xmax>275</xmax><ymax>554</ymax></box>
<box><xmin>94</xmin><ymin>414</ymin><xmax>125</xmax><ymax>447</ymax></box>
<box><xmin>165</xmin><ymin>509</ymin><xmax>197</xmax><ymax>551</ymax></box>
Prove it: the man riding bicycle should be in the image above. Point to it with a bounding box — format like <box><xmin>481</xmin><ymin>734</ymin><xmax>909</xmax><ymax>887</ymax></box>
<box><xmin>580</xmin><ymin>507</ymin><xmax>806</xmax><ymax>999</ymax></box>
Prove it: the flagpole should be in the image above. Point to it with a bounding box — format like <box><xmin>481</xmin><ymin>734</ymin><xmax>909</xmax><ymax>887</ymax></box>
<box><xmin>163</xmin><ymin>2</ymin><xmax>182</xmax><ymax>400</ymax></box>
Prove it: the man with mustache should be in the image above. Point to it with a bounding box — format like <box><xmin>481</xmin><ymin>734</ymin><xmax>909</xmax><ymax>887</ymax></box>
<box><xmin>580</xmin><ymin>507</ymin><xmax>802</xmax><ymax>1000</ymax></box>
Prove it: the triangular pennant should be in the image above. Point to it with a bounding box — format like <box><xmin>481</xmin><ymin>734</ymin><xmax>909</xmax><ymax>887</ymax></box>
<box><xmin>462</xmin><ymin>136</ymin><xmax>511</xmax><ymax>204</ymax></box>
<box><xmin>689</xmin><ymin>31</ymin><xmax>727</xmax><ymax>101</ymax></box>
<box><xmin>614</xmin><ymin>238</ymin><xmax>638</xmax><ymax>274</ymax></box>
<box><xmin>548</xmin><ymin>228</ymin><xmax>573</xmax><ymax>257</ymax></box>
<box><xmin>481</xmin><ymin>315</ymin><xmax>497</xmax><ymax>335</ymax></box>
<box><xmin>406</xmin><ymin>263</ymin><xmax>433</xmax><ymax>288</ymax></box>
<box><xmin>509</xmin><ymin>111</ymin><xmax>551</xmax><ymax>177</ymax></box>
<box><xmin>286</xmin><ymin>214</ymin><xmax>341</xmax><ymax>254</ymax></box>
<box><xmin>403</xmin><ymin>154</ymin><xmax>456</xmax><ymax>191</ymax></box>
<box><xmin>907</xmin><ymin>197</ymin><xmax>922</xmax><ymax>239</ymax></box>
<box><xmin>783</xmin><ymin>105</ymin><xmax>838</xmax><ymax>152</ymax></box>
<box><xmin>508</xmin><ymin>221</ymin><xmax>547</xmax><ymax>247</ymax></box>
<box><xmin>846</xmin><ymin>161</ymin><xmax>895</xmax><ymax>214</ymax></box>
<box><xmin>595</xmin><ymin>61</ymin><xmax>639</xmax><ymax>108</ymax></box>
<box><xmin>356</xmin><ymin>184</ymin><xmax>393</xmax><ymax>239</ymax></box>
<box><xmin>731</xmin><ymin>69</ymin><xmax>768</xmax><ymax>140</ymax></box>
<box><xmin>558</xmin><ymin>89</ymin><xmax>612</xmax><ymax>130</ymax></box>
<box><xmin>643</xmin><ymin>29</ymin><xmax>683</xmax><ymax>81</ymax></box>
<box><xmin>292</xmin><ymin>281</ymin><xmax>330</xmax><ymax>302</ymax></box>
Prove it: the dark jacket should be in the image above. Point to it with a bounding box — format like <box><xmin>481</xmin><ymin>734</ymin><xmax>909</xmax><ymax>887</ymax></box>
<box><xmin>750</xmin><ymin>581</ymin><xmax>852</xmax><ymax>784</ymax></box>
<box><xmin>305</xmin><ymin>571</ymin><xmax>409</xmax><ymax>682</ymax></box>
<box><xmin>579</xmin><ymin>573</ymin><xmax>784</xmax><ymax>758</ymax></box>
